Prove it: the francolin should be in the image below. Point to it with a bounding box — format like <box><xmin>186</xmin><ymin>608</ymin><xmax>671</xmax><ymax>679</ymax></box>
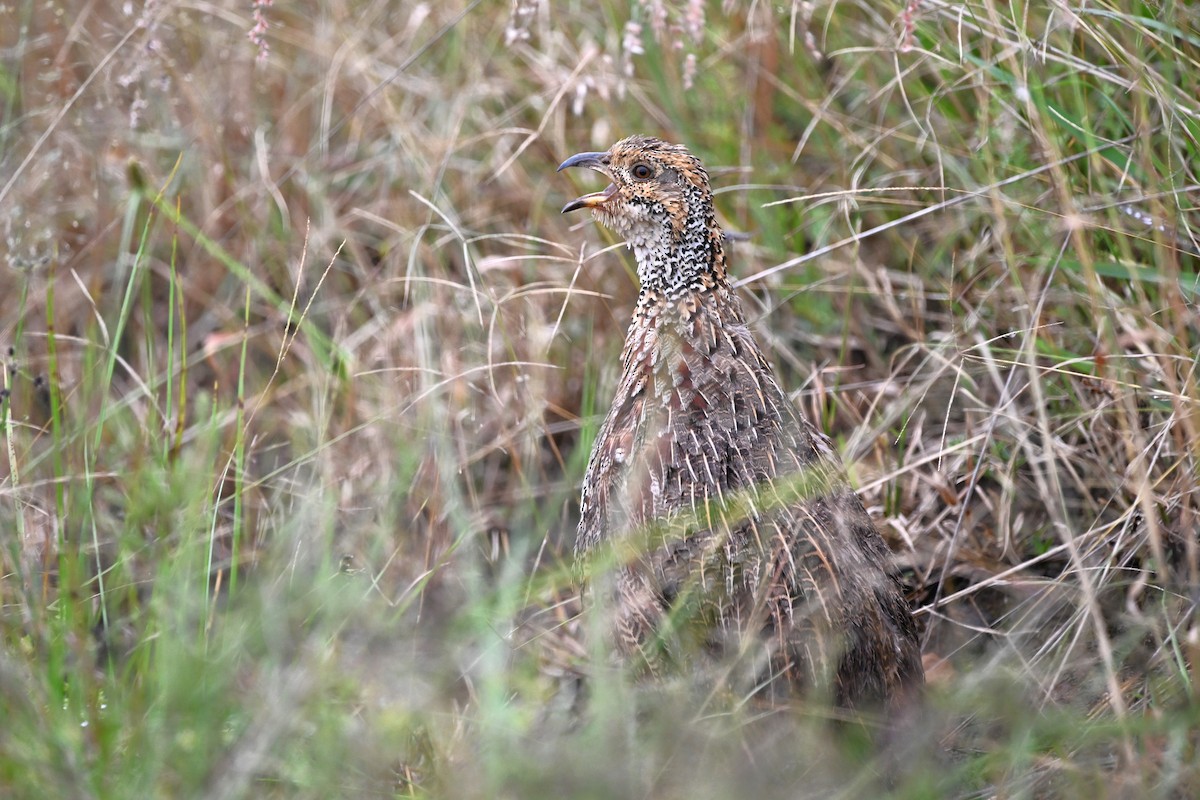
<box><xmin>559</xmin><ymin>135</ymin><xmax>923</xmax><ymax>709</ymax></box>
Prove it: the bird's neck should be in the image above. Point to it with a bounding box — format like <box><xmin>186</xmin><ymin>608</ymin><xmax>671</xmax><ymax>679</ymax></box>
<box><xmin>630</xmin><ymin>223</ymin><xmax>743</xmax><ymax>332</ymax></box>
<box><xmin>629</xmin><ymin>209</ymin><xmax>730</xmax><ymax>305</ymax></box>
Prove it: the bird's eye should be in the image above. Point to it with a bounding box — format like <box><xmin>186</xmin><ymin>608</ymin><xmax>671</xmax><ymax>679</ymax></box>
<box><xmin>631</xmin><ymin>162</ymin><xmax>654</xmax><ymax>180</ymax></box>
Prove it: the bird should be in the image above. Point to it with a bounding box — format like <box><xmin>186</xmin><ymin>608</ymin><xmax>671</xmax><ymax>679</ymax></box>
<box><xmin>558</xmin><ymin>135</ymin><xmax>923</xmax><ymax>710</ymax></box>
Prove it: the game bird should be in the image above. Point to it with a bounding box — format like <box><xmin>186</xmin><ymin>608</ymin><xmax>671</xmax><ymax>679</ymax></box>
<box><xmin>559</xmin><ymin>135</ymin><xmax>923</xmax><ymax>709</ymax></box>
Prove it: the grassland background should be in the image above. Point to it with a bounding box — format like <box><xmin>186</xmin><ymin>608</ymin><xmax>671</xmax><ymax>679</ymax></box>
<box><xmin>1</xmin><ymin>0</ymin><xmax>1198</xmax><ymax>797</ymax></box>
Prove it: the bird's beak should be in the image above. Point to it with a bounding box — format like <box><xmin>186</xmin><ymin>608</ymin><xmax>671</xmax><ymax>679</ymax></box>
<box><xmin>557</xmin><ymin>151</ymin><xmax>608</xmax><ymax>172</ymax></box>
<box><xmin>561</xmin><ymin>183</ymin><xmax>617</xmax><ymax>214</ymax></box>
<box><xmin>558</xmin><ymin>151</ymin><xmax>616</xmax><ymax>214</ymax></box>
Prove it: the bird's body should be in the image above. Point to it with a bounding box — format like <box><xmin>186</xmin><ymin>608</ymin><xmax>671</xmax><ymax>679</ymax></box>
<box><xmin>560</xmin><ymin>136</ymin><xmax>922</xmax><ymax>708</ymax></box>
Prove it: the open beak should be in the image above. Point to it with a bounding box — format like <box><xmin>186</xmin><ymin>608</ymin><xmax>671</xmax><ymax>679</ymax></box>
<box><xmin>558</xmin><ymin>151</ymin><xmax>616</xmax><ymax>214</ymax></box>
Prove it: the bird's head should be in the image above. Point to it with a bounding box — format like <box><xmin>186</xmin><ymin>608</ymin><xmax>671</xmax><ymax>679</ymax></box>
<box><xmin>559</xmin><ymin>135</ymin><xmax>726</xmax><ymax>296</ymax></box>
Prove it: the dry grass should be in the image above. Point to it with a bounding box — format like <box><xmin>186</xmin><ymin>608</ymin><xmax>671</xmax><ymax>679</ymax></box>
<box><xmin>1</xmin><ymin>0</ymin><xmax>1198</xmax><ymax>797</ymax></box>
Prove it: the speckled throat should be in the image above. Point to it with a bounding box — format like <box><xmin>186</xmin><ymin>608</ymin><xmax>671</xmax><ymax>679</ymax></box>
<box><xmin>627</xmin><ymin>179</ymin><xmax>730</xmax><ymax>300</ymax></box>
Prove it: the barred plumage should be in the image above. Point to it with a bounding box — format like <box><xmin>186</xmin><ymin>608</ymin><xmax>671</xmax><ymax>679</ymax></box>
<box><xmin>560</xmin><ymin>135</ymin><xmax>922</xmax><ymax>708</ymax></box>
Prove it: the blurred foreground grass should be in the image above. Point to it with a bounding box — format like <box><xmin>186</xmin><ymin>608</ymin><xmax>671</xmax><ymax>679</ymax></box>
<box><xmin>1</xmin><ymin>1</ymin><xmax>1198</xmax><ymax>797</ymax></box>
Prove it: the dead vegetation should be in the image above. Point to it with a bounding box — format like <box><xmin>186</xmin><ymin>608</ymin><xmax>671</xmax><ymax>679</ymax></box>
<box><xmin>1</xmin><ymin>0</ymin><xmax>1197</xmax><ymax>796</ymax></box>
